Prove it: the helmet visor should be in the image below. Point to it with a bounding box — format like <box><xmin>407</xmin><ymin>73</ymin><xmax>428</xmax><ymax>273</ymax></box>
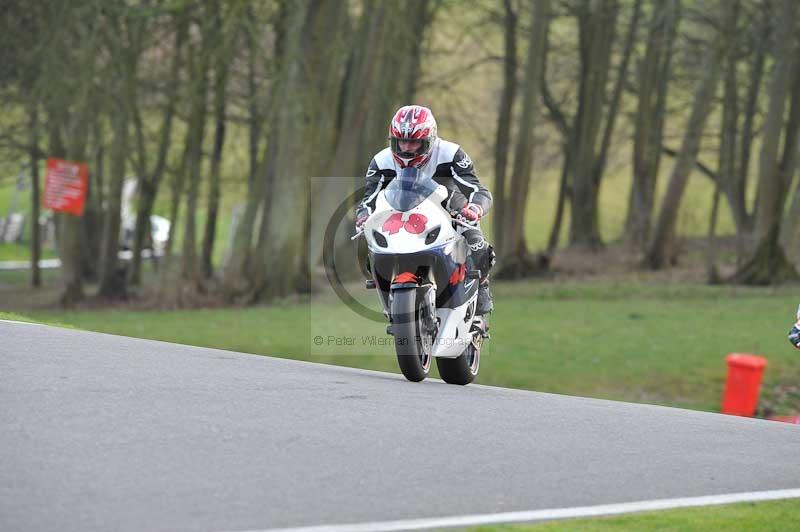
<box><xmin>389</xmin><ymin>136</ymin><xmax>431</xmax><ymax>159</ymax></box>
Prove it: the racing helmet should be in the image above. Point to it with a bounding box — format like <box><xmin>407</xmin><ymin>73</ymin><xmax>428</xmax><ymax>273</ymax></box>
<box><xmin>388</xmin><ymin>105</ymin><xmax>438</xmax><ymax>168</ymax></box>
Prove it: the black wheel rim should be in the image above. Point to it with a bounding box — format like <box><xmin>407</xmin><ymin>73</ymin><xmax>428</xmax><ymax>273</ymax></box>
<box><xmin>467</xmin><ymin>345</ymin><xmax>479</xmax><ymax>374</ymax></box>
<box><xmin>417</xmin><ymin>300</ymin><xmax>433</xmax><ymax>371</ymax></box>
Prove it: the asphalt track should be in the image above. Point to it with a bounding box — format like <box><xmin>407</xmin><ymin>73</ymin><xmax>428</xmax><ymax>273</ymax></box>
<box><xmin>2</xmin><ymin>320</ymin><xmax>799</xmax><ymax>531</ymax></box>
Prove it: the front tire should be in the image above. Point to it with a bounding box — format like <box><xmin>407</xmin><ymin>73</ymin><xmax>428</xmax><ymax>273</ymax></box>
<box><xmin>391</xmin><ymin>289</ymin><xmax>433</xmax><ymax>382</ymax></box>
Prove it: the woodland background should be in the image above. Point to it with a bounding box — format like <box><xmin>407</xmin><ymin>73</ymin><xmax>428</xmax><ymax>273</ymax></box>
<box><xmin>1</xmin><ymin>0</ymin><xmax>800</xmax><ymax>307</ymax></box>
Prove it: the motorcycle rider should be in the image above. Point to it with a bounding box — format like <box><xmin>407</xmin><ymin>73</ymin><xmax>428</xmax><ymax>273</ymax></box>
<box><xmin>789</xmin><ymin>304</ymin><xmax>800</xmax><ymax>348</ymax></box>
<box><xmin>356</xmin><ymin>105</ymin><xmax>495</xmax><ymax>315</ymax></box>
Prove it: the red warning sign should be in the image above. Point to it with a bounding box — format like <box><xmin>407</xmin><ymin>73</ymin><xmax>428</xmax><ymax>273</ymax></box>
<box><xmin>43</xmin><ymin>157</ymin><xmax>89</xmax><ymax>216</ymax></box>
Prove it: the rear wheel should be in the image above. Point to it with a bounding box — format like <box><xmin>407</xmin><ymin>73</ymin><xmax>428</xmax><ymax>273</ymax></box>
<box><xmin>391</xmin><ymin>289</ymin><xmax>433</xmax><ymax>382</ymax></box>
<box><xmin>436</xmin><ymin>332</ymin><xmax>481</xmax><ymax>386</ymax></box>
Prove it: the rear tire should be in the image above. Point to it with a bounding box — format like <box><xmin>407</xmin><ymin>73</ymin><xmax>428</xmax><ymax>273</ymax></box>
<box><xmin>436</xmin><ymin>343</ymin><xmax>479</xmax><ymax>385</ymax></box>
<box><xmin>391</xmin><ymin>289</ymin><xmax>432</xmax><ymax>382</ymax></box>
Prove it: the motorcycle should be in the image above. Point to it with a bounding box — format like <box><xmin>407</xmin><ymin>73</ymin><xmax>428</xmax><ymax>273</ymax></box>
<box><xmin>353</xmin><ymin>167</ymin><xmax>489</xmax><ymax>384</ymax></box>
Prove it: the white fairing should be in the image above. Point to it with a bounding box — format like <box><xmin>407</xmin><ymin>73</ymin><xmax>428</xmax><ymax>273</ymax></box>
<box><xmin>364</xmin><ymin>185</ymin><xmax>457</xmax><ymax>253</ymax></box>
<box><xmin>364</xmin><ymin>184</ymin><xmax>477</xmax><ymax>359</ymax></box>
<box><xmin>433</xmin><ymin>305</ymin><xmax>475</xmax><ymax>358</ymax></box>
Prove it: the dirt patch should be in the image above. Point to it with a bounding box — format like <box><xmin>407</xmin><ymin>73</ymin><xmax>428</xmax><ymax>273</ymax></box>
<box><xmin>758</xmin><ymin>382</ymin><xmax>800</xmax><ymax>419</ymax></box>
<box><xmin>547</xmin><ymin>235</ymin><xmax>743</xmax><ymax>284</ymax></box>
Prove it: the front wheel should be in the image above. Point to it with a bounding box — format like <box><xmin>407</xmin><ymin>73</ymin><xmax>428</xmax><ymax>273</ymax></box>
<box><xmin>391</xmin><ymin>288</ymin><xmax>433</xmax><ymax>382</ymax></box>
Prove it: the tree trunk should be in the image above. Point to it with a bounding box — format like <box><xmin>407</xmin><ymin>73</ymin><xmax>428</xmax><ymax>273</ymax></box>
<box><xmin>592</xmin><ymin>0</ymin><xmax>641</xmax><ymax>184</ymax></box>
<box><xmin>201</xmin><ymin>89</ymin><xmax>226</xmax><ymax>280</ymax></box>
<box><xmin>130</xmin><ymin>13</ymin><xmax>186</xmax><ymax>286</ymax></box>
<box><xmin>752</xmin><ymin>0</ymin><xmax>797</xmax><ymax>243</ymax></box>
<box><xmin>28</xmin><ymin>99</ymin><xmax>41</xmax><ymax>287</ymax></box>
<box><xmin>719</xmin><ymin>2</ymin><xmax>740</xmax><ymax>195</ymax></box>
<box><xmin>492</xmin><ymin>0</ymin><xmax>518</xmax><ymax>257</ymax></box>
<box><xmin>624</xmin><ymin>0</ymin><xmax>679</xmax><ymax>250</ymax></box>
<box><xmin>708</xmin><ymin>0</ymin><xmax>742</xmax><ymax>283</ymax></box>
<box><xmin>81</xmin><ymin>119</ymin><xmax>104</xmax><ymax>284</ymax></box>
<box><xmin>201</xmin><ymin>9</ymin><xmax>234</xmax><ymax>280</ymax></box>
<box><xmin>546</xmin><ymin>146</ymin><xmax>570</xmax><ymax>254</ymax></box>
<box><xmin>783</xmin><ymin>171</ymin><xmax>800</xmax><ymax>266</ymax></box>
<box><xmin>497</xmin><ymin>0</ymin><xmax>550</xmax><ymax>277</ymax></box>
<box><xmin>568</xmin><ymin>0</ymin><xmax>618</xmax><ymax>250</ymax></box>
<box><xmin>161</xmin><ymin>143</ymin><xmax>187</xmax><ymax>280</ymax></box>
<box><xmin>252</xmin><ymin>0</ymin><xmax>312</xmax><ymax>300</ymax></box>
<box><xmin>736</xmin><ymin>5</ymin><xmax>769</xmax><ymax>236</ymax></box>
<box><xmin>401</xmin><ymin>0</ymin><xmax>431</xmax><ymax>102</ymax></box>
<box><xmin>98</xmin><ymin>103</ymin><xmax>128</xmax><ymax>298</ymax></box>
<box><xmin>55</xmin><ymin>122</ymin><xmax>86</xmax><ymax>305</ymax></box>
<box><xmin>779</xmin><ymin>57</ymin><xmax>800</xmax><ymax>258</ymax></box>
<box><xmin>47</xmin><ymin>105</ymin><xmax>88</xmax><ymax>305</ymax></box>
<box><xmin>331</xmin><ymin>0</ymin><xmax>387</xmax><ymax>178</ymax></box>
<box><xmin>716</xmin><ymin>0</ymin><xmax>748</xmax><ymax>264</ymax></box>
<box><xmin>540</xmin><ymin>31</ymin><xmax>573</xmax><ymax>255</ymax></box>
<box><xmin>734</xmin><ymin>0</ymin><xmax>800</xmax><ymax>283</ymax></box>
<box><xmin>645</xmin><ymin>35</ymin><xmax>724</xmax><ymax>269</ymax></box>
<box><xmin>706</xmin><ymin>179</ymin><xmax>722</xmax><ymax>284</ymax></box>
<box><xmin>307</xmin><ymin>0</ymin><xmax>387</xmax><ymax>280</ymax></box>
<box><xmin>56</xmin><ymin>214</ymin><xmax>84</xmax><ymax>304</ymax></box>
<box><xmin>222</xmin><ymin>15</ymin><xmax>269</xmax><ymax>297</ymax></box>
<box><xmin>180</xmin><ymin>32</ymin><xmax>211</xmax><ymax>286</ymax></box>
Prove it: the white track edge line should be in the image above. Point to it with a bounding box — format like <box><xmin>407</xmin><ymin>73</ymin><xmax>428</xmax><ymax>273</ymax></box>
<box><xmin>0</xmin><ymin>319</ymin><xmax>40</xmax><ymax>326</ymax></box>
<box><xmin>229</xmin><ymin>488</ymin><xmax>800</xmax><ymax>532</ymax></box>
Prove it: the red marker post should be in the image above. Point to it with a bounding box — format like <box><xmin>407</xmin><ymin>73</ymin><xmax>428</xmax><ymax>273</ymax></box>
<box><xmin>43</xmin><ymin>157</ymin><xmax>89</xmax><ymax>216</ymax></box>
<box><xmin>721</xmin><ymin>354</ymin><xmax>767</xmax><ymax>417</ymax></box>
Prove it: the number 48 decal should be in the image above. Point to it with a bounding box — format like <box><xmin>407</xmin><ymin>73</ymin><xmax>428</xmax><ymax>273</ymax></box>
<box><xmin>382</xmin><ymin>213</ymin><xmax>428</xmax><ymax>235</ymax></box>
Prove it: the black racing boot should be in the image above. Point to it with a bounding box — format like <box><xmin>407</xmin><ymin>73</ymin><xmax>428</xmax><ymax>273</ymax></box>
<box><xmin>476</xmin><ymin>279</ymin><xmax>493</xmax><ymax>315</ymax></box>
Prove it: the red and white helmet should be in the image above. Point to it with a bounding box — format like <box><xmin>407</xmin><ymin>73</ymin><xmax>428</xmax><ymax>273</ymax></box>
<box><xmin>389</xmin><ymin>105</ymin><xmax>438</xmax><ymax>168</ymax></box>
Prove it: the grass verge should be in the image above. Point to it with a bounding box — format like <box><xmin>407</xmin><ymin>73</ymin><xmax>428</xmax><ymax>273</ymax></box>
<box><xmin>471</xmin><ymin>498</ymin><xmax>800</xmax><ymax>531</ymax></box>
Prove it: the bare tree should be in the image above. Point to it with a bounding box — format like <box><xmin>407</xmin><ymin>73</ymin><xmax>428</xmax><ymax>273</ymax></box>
<box><xmin>179</xmin><ymin>12</ymin><xmax>214</xmax><ymax>289</ymax></box>
<box><xmin>644</xmin><ymin>21</ymin><xmax>726</xmax><ymax>270</ymax></box>
<box><xmin>308</xmin><ymin>0</ymin><xmax>389</xmax><ymax>281</ymax></box>
<box><xmin>492</xmin><ymin>0</ymin><xmax>518</xmax><ymax>257</ymax></box>
<box><xmin>251</xmin><ymin>0</ymin><xmax>313</xmax><ymax>300</ymax></box>
<box><xmin>221</xmin><ymin>4</ymin><xmax>274</xmax><ymax>298</ymax></box>
<box><xmin>497</xmin><ymin>0</ymin><xmax>550</xmax><ymax>277</ymax></box>
<box><xmin>707</xmin><ymin>0</ymin><xmax>741</xmax><ymax>282</ymax></box>
<box><xmin>38</xmin><ymin>1</ymin><xmax>102</xmax><ymax>304</ymax></box>
<box><xmin>780</xmin><ymin>64</ymin><xmax>800</xmax><ymax>257</ymax></box>
<box><xmin>624</xmin><ymin>0</ymin><xmax>680</xmax><ymax>250</ymax></box>
<box><xmin>732</xmin><ymin>3</ymin><xmax>769</xmax><ymax>240</ymax></box>
<box><xmin>22</xmin><ymin>92</ymin><xmax>43</xmax><ymax>288</ymax></box>
<box><xmin>98</xmin><ymin>6</ymin><xmax>147</xmax><ymax>299</ymax></box>
<box><xmin>567</xmin><ymin>0</ymin><xmax>619</xmax><ymax>250</ymax></box>
<box><xmin>732</xmin><ymin>0</ymin><xmax>800</xmax><ymax>284</ymax></box>
<box><xmin>202</xmin><ymin>2</ymin><xmax>241</xmax><ymax>280</ymax></box>
<box><xmin>130</xmin><ymin>12</ymin><xmax>188</xmax><ymax>286</ymax></box>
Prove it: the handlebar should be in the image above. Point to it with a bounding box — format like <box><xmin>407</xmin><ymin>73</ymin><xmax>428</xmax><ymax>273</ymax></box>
<box><xmin>452</xmin><ymin>215</ymin><xmax>479</xmax><ymax>230</ymax></box>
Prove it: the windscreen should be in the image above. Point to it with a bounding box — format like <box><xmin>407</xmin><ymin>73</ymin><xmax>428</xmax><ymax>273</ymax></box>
<box><xmin>384</xmin><ymin>167</ymin><xmax>438</xmax><ymax>212</ymax></box>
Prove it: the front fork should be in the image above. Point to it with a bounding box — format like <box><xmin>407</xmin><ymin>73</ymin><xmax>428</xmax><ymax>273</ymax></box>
<box><xmin>385</xmin><ymin>283</ymin><xmax>437</xmax><ymax>338</ymax></box>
